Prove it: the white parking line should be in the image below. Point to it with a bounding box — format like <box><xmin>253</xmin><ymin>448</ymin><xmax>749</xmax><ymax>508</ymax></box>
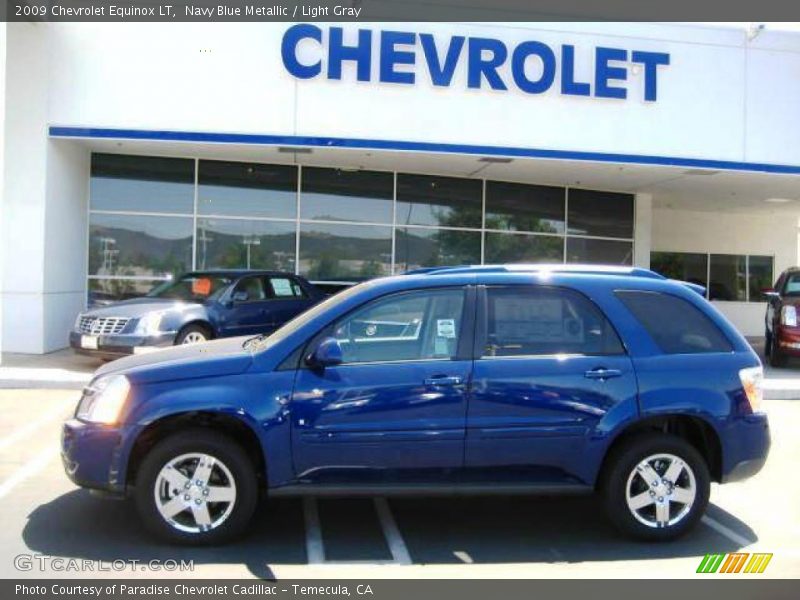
<box><xmin>0</xmin><ymin>446</ymin><xmax>59</xmax><ymax>499</ymax></box>
<box><xmin>0</xmin><ymin>405</ymin><xmax>69</xmax><ymax>453</ymax></box>
<box><xmin>701</xmin><ymin>515</ymin><xmax>754</xmax><ymax>547</ymax></box>
<box><xmin>302</xmin><ymin>497</ymin><xmax>325</xmax><ymax>564</ymax></box>
<box><xmin>374</xmin><ymin>497</ymin><xmax>412</xmax><ymax>565</ymax></box>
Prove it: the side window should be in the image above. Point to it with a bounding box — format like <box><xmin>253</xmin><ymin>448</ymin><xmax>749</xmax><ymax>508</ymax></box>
<box><xmin>269</xmin><ymin>277</ymin><xmax>305</xmax><ymax>299</ymax></box>
<box><xmin>615</xmin><ymin>290</ymin><xmax>733</xmax><ymax>354</ymax></box>
<box><xmin>232</xmin><ymin>276</ymin><xmax>266</xmax><ymax>303</ymax></box>
<box><xmin>332</xmin><ymin>288</ymin><xmax>465</xmax><ymax>364</ymax></box>
<box><xmin>484</xmin><ymin>286</ymin><xmax>624</xmax><ymax>357</ymax></box>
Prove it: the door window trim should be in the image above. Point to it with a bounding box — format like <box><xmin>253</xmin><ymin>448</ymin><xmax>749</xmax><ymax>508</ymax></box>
<box><xmin>474</xmin><ymin>284</ymin><xmax>628</xmax><ymax>360</ymax></box>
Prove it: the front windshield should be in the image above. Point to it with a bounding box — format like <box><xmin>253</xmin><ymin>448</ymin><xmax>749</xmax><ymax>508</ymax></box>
<box><xmin>784</xmin><ymin>274</ymin><xmax>800</xmax><ymax>296</ymax></box>
<box><xmin>147</xmin><ymin>275</ymin><xmax>232</xmax><ymax>302</ymax></box>
<box><xmin>245</xmin><ymin>281</ymin><xmax>375</xmax><ymax>353</ymax></box>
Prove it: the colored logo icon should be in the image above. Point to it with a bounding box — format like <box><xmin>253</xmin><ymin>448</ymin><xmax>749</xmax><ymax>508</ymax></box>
<box><xmin>697</xmin><ymin>553</ymin><xmax>773</xmax><ymax>574</ymax></box>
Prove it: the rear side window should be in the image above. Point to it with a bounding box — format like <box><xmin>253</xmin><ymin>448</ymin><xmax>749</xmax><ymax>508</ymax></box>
<box><xmin>615</xmin><ymin>291</ymin><xmax>733</xmax><ymax>354</ymax></box>
<box><xmin>484</xmin><ymin>286</ymin><xmax>624</xmax><ymax>357</ymax></box>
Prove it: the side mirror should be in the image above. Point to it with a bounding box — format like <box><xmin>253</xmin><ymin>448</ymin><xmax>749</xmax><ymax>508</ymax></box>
<box><xmin>307</xmin><ymin>337</ymin><xmax>343</xmax><ymax>368</ymax></box>
<box><xmin>762</xmin><ymin>289</ymin><xmax>780</xmax><ymax>300</ymax></box>
<box><xmin>232</xmin><ymin>291</ymin><xmax>249</xmax><ymax>303</ymax></box>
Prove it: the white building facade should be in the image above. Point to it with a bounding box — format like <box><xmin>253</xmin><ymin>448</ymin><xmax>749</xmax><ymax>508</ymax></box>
<box><xmin>1</xmin><ymin>21</ymin><xmax>799</xmax><ymax>353</ymax></box>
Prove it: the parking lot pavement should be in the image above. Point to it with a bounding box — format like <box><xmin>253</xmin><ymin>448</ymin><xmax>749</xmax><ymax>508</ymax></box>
<box><xmin>0</xmin><ymin>389</ymin><xmax>797</xmax><ymax>580</ymax></box>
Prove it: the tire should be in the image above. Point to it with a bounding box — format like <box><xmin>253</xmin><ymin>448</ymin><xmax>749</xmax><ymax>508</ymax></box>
<box><xmin>134</xmin><ymin>429</ymin><xmax>258</xmax><ymax>545</ymax></box>
<box><xmin>175</xmin><ymin>324</ymin><xmax>211</xmax><ymax>345</ymax></box>
<box><xmin>769</xmin><ymin>333</ymin><xmax>786</xmax><ymax>368</ymax></box>
<box><xmin>764</xmin><ymin>330</ymin><xmax>771</xmax><ymax>358</ymax></box>
<box><xmin>600</xmin><ymin>433</ymin><xmax>710</xmax><ymax>542</ymax></box>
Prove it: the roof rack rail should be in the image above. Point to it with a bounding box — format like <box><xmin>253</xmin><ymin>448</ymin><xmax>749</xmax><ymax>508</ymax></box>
<box><xmin>403</xmin><ymin>264</ymin><xmax>665</xmax><ymax>280</ymax></box>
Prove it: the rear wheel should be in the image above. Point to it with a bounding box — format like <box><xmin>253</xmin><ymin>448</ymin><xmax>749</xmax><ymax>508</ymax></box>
<box><xmin>601</xmin><ymin>433</ymin><xmax>710</xmax><ymax>541</ymax></box>
<box><xmin>134</xmin><ymin>429</ymin><xmax>258</xmax><ymax>545</ymax></box>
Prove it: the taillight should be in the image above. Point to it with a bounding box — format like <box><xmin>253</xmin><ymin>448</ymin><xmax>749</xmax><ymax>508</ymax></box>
<box><xmin>739</xmin><ymin>366</ymin><xmax>764</xmax><ymax>413</ymax></box>
<box><xmin>781</xmin><ymin>305</ymin><xmax>797</xmax><ymax>326</ymax></box>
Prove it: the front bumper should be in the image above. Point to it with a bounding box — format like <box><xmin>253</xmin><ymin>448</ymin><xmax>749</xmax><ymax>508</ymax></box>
<box><xmin>61</xmin><ymin>418</ymin><xmax>134</xmax><ymax>495</ymax></box>
<box><xmin>721</xmin><ymin>413</ymin><xmax>771</xmax><ymax>483</ymax></box>
<box><xmin>69</xmin><ymin>331</ymin><xmax>175</xmax><ymax>360</ymax></box>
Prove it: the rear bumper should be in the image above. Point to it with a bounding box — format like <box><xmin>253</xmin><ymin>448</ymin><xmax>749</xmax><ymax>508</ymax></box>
<box><xmin>721</xmin><ymin>413</ymin><xmax>770</xmax><ymax>483</ymax></box>
<box><xmin>69</xmin><ymin>331</ymin><xmax>175</xmax><ymax>360</ymax></box>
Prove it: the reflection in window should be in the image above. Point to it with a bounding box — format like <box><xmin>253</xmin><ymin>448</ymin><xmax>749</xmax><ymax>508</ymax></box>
<box><xmin>485</xmin><ymin>232</ymin><xmax>564</xmax><ymax>264</ymax></box>
<box><xmin>567</xmin><ymin>189</ymin><xmax>634</xmax><ymax>239</ymax></box>
<box><xmin>89</xmin><ymin>213</ymin><xmax>193</xmax><ymax>279</ymax></box>
<box><xmin>301</xmin><ymin>167</ymin><xmax>393</xmax><ymax>224</ymax></box>
<box><xmin>395</xmin><ymin>227</ymin><xmax>481</xmax><ymax>273</ymax></box>
<box><xmin>90</xmin><ymin>154</ymin><xmax>195</xmax><ymax>214</ymax></box>
<box><xmin>88</xmin><ymin>278</ymin><xmax>163</xmax><ymax>307</ymax></box>
<box><xmin>709</xmin><ymin>254</ymin><xmax>746</xmax><ymax>301</ymax></box>
<box><xmin>748</xmin><ymin>256</ymin><xmax>774</xmax><ymax>303</ymax></box>
<box><xmin>566</xmin><ymin>238</ymin><xmax>633</xmax><ymax>265</ymax></box>
<box><xmin>650</xmin><ymin>252</ymin><xmax>708</xmax><ymax>288</ymax></box>
<box><xmin>198</xmin><ymin>160</ymin><xmax>297</xmax><ymax>219</ymax></box>
<box><xmin>299</xmin><ymin>223</ymin><xmax>392</xmax><ymax>281</ymax></box>
<box><xmin>196</xmin><ymin>218</ymin><xmax>296</xmax><ymax>271</ymax></box>
<box><xmin>485</xmin><ymin>181</ymin><xmax>565</xmax><ymax>233</ymax></box>
<box><xmin>396</xmin><ymin>174</ymin><xmax>482</xmax><ymax>228</ymax></box>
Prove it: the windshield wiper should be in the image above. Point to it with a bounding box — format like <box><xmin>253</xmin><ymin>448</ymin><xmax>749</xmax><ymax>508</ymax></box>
<box><xmin>243</xmin><ymin>334</ymin><xmax>269</xmax><ymax>351</ymax></box>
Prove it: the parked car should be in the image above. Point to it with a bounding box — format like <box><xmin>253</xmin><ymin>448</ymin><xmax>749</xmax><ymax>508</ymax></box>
<box><xmin>70</xmin><ymin>270</ymin><xmax>323</xmax><ymax>360</ymax></box>
<box><xmin>763</xmin><ymin>266</ymin><xmax>800</xmax><ymax>367</ymax></box>
<box><xmin>62</xmin><ymin>264</ymin><xmax>769</xmax><ymax>545</ymax></box>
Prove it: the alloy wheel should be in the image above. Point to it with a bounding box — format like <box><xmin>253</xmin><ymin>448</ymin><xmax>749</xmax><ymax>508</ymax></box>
<box><xmin>625</xmin><ymin>453</ymin><xmax>696</xmax><ymax>529</ymax></box>
<box><xmin>181</xmin><ymin>331</ymin><xmax>207</xmax><ymax>344</ymax></box>
<box><xmin>153</xmin><ymin>453</ymin><xmax>237</xmax><ymax>533</ymax></box>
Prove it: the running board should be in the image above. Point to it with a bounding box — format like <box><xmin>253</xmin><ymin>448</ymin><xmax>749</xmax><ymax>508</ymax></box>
<box><xmin>270</xmin><ymin>482</ymin><xmax>592</xmax><ymax>498</ymax></box>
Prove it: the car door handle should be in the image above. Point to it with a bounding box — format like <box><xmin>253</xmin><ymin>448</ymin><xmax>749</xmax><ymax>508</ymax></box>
<box><xmin>584</xmin><ymin>368</ymin><xmax>622</xmax><ymax>380</ymax></box>
<box><xmin>424</xmin><ymin>376</ymin><xmax>463</xmax><ymax>387</ymax></box>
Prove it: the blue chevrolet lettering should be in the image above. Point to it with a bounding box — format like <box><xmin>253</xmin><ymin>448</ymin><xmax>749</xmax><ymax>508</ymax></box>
<box><xmin>62</xmin><ymin>265</ymin><xmax>769</xmax><ymax>544</ymax></box>
<box><xmin>281</xmin><ymin>24</ymin><xmax>670</xmax><ymax>101</ymax></box>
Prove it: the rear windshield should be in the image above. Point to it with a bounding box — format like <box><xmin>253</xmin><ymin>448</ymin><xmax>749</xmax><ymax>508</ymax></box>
<box><xmin>615</xmin><ymin>290</ymin><xmax>733</xmax><ymax>354</ymax></box>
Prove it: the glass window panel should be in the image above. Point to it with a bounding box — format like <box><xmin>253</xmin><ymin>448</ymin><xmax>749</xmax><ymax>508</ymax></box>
<box><xmin>88</xmin><ymin>278</ymin><xmax>164</xmax><ymax>307</ymax></box>
<box><xmin>616</xmin><ymin>291</ymin><xmax>733</xmax><ymax>354</ymax></box>
<box><xmin>198</xmin><ymin>160</ymin><xmax>297</xmax><ymax>219</ymax></box>
<box><xmin>709</xmin><ymin>254</ymin><xmax>746</xmax><ymax>301</ymax></box>
<box><xmin>88</xmin><ymin>213</ymin><xmax>192</xmax><ymax>279</ymax></box>
<box><xmin>484</xmin><ymin>286</ymin><xmax>624</xmax><ymax>357</ymax></box>
<box><xmin>300</xmin><ymin>167</ymin><xmax>393</xmax><ymax>223</ymax></box>
<box><xmin>196</xmin><ymin>218</ymin><xmax>296</xmax><ymax>272</ymax></box>
<box><xmin>566</xmin><ymin>238</ymin><xmax>633</xmax><ymax>265</ymax></box>
<box><xmin>396</xmin><ymin>174</ymin><xmax>482</xmax><ymax>228</ymax></box>
<box><xmin>90</xmin><ymin>153</ymin><xmax>194</xmax><ymax>214</ymax></box>
<box><xmin>748</xmin><ymin>256</ymin><xmax>774</xmax><ymax>302</ymax></box>
<box><xmin>299</xmin><ymin>222</ymin><xmax>392</xmax><ymax>281</ymax></box>
<box><xmin>650</xmin><ymin>252</ymin><xmax>708</xmax><ymax>288</ymax></box>
<box><xmin>395</xmin><ymin>227</ymin><xmax>481</xmax><ymax>273</ymax></box>
<box><xmin>485</xmin><ymin>232</ymin><xmax>564</xmax><ymax>264</ymax></box>
<box><xmin>485</xmin><ymin>181</ymin><xmax>566</xmax><ymax>233</ymax></box>
<box><xmin>567</xmin><ymin>189</ymin><xmax>634</xmax><ymax>238</ymax></box>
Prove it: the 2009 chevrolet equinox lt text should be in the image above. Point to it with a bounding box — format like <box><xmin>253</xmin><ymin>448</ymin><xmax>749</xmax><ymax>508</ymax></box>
<box><xmin>62</xmin><ymin>265</ymin><xmax>770</xmax><ymax>545</ymax></box>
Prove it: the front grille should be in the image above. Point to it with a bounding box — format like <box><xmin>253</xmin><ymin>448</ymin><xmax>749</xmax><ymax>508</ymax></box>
<box><xmin>77</xmin><ymin>316</ymin><xmax>130</xmax><ymax>335</ymax></box>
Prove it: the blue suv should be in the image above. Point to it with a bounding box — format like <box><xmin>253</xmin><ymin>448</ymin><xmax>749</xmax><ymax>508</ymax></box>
<box><xmin>61</xmin><ymin>265</ymin><xmax>770</xmax><ymax>545</ymax></box>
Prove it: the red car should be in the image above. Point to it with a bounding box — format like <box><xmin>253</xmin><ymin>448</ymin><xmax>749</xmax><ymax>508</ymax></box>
<box><xmin>764</xmin><ymin>267</ymin><xmax>800</xmax><ymax>367</ymax></box>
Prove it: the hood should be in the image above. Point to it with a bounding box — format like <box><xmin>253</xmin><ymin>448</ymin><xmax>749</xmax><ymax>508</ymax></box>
<box><xmin>93</xmin><ymin>336</ymin><xmax>254</xmax><ymax>384</ymax></box>
<box><xmin>84</xmin><ymin>297</ymin><xmax>201</xmax><ymax>319</ymax></box>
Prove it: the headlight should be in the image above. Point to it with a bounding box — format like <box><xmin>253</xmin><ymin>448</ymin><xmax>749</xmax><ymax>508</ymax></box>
<box><xmin>136</xmin><ymin>311</ymin><xmax>165</xmax><ymax>335</ymax></box>
<box><xmin>76</xmin><ymin>375</ymin><xmax>130</xmax><ymax>424</ymax></box>
<box><xmin>781</xmin><ymin>305</ymin><xmax>797</xmax><ymax>327</ymax></box>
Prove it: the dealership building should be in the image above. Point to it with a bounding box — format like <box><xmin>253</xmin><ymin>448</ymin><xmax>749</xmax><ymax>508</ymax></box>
<box><xmin>1</xmin><ymin>21</ymin><xmax>799</xmax><ymax>354</ymax></box>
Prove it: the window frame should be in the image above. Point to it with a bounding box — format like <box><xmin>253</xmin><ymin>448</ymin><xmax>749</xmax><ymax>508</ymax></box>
<box><xmin>228</xmin><ymin>275</ymin><xmax>269</xmax><ymax>305</ymax></box>
<box><xmin>475</xmin><ymin>284</ymin><xmax>628</xmax><ymax>360</ymax></box>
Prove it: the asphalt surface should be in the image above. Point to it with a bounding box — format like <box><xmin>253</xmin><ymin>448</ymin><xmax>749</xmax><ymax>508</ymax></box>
<box><xmin>0</xmin><ymin>389</ymin><xmax>797</xmax><ymax>579</ymax></box>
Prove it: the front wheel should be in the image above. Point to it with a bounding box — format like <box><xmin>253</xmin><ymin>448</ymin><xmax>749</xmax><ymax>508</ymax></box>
<box><xmin>769</xmin><ymin>333</ymin><xmax>786</xmax><ymax>368</ymax></box>
<box><xmin>134</xmin><ymin>429</ymin><xmax>258</xmax><ymax>545</ymax></box>
<box><xmin>601</xmin><ymin>433</ymin><xmax>710</xmax><ymax>541</ymax></box>
<box><xmin>175</xmin><ymin>324</ymin><xmax>211</xmax><ymax>345</ymax></box>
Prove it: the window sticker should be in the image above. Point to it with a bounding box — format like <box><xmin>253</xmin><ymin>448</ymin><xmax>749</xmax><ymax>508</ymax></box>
<box><xmin>192</xmin><ymin>278</ymin><xmax>212</xmax><ymax>296</ymax></box>
<box><xmin>437</xmin><ymin>318</ymin><xmax>456</xmax><ymax>339</ymax></box>
<box><xmin>271</xmin><ymin>278</ymin><xmax>295</xmax><ymax>297</ymax></box>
